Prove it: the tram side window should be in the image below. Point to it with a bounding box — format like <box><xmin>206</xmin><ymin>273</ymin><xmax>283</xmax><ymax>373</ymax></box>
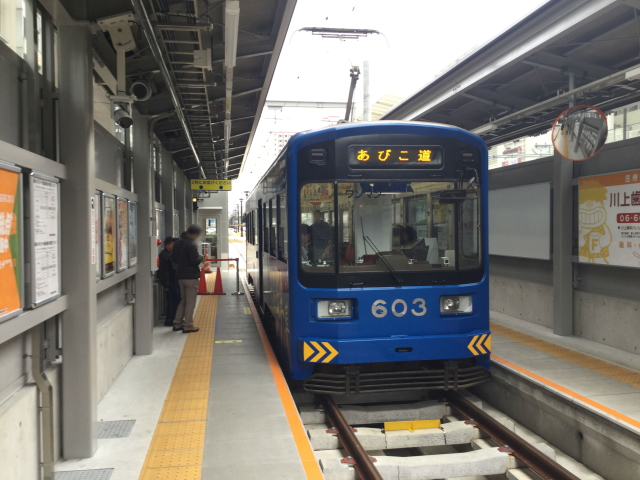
<box><xmin>262</xmin><ymin>204</ymin><xmax>269</xmax><ymax>253</ymax></box>
<box><xmin>459</xmin><ymin>194</ymin><xmax>481</xmax><ymax>269</ymax></box>
<box><xmin>278</xmin><ymin>193</ymin><xmax>287</xmax><ymax>262</ymax></box>
<box><xmin>248</xmin><ymin>211</ymin><xmax>253</xmax><ymax>245</ymax></box>
<box><xmin>300</xmin><ymin>183</ymin><xmax>335</xmax><ymax>271</ymax></box>
<box><xmin>253</xmin><ymin>210</ymin><xmax>258</xmax><ymax>245</ymax></box>
<box><xmin>269</xmin><ymin>199</ymin><xmax>277</xmax><ymax>257</ymax></box>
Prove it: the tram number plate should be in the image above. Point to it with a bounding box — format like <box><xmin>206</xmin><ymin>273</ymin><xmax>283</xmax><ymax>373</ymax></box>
<box><xmin>372</xmin><ymin>299</ymin><xmax>427</xmax><ymax>318</ymax></box>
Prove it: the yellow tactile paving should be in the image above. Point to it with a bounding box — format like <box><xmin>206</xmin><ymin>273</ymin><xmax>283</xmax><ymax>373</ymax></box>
<box><xmin>138</xmin><ymin>286</ymin><xmax>218</xmax><ymax>480</ymax></box>
<box><xmin>145</xmin><ymin>448</ymin><xmax>203</xmax><ymax>468</ymax></box>
<box><xmin>154</xmin><ymin>421</ymin><xmax>206</xmax><ymax>437</ymax></box>
<box><xmin>492</xmin><ymin>322</ymin><xmax>640</xmax><ymax>388</ymax></box>
<box><xmin>139</xmin><ymin>466</ymin><xmax>201</xmax><ymax>480</ymax></box>
<box><xmin>150</xmin><ymin>434</ymin><xmax>205</xmax><ymax>452</ymax></box>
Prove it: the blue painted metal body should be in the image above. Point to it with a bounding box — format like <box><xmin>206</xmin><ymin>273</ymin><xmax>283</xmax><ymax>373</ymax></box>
<box><xmin>246</xmin><ymin>121</ymin><xmax>490</xmax><ymax>382</ymax></box>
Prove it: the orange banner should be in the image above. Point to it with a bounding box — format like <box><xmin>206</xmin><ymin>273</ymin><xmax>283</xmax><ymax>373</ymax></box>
<box><xmin>0</xmin><ymin>168</ymin><xmax>21</xmax><ymax>318</ymax></box>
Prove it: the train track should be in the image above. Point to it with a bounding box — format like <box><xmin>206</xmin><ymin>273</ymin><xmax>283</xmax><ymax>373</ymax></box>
<box><xmin>306</xmin><ymin>392</ymin><xmax>584</xmax><ymax>480</ymax></box>
<box><xmin>243</xmin><ymin>265</ymin><xmax>593</xmax><ymax>480</ymax></box>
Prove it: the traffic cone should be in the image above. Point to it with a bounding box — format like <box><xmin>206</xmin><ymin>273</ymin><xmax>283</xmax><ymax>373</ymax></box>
<box><xmin>204</xmin><ymin>259</ymin><xmax>212</xmax><ymax>274</ymax></box>
<box><xmin>211</xmin><ymin>266</ymin><xmax>225</xmax><ymax>295</ymax></box>
<box><xmin>197</xmin><ymin>266</ymin><xmax>211</xmax><ymax>295</ymax></box>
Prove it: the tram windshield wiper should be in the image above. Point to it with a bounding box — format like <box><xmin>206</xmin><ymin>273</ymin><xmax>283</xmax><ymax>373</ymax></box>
<box><xmin>363</xmin><ymin>236</ymin><xmax>403</xmax><ymax>284</ymax></box>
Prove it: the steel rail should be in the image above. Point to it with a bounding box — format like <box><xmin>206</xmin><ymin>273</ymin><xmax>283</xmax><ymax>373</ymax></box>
<box><xmin>446</xmin><ymin>391</ymin><xmax>581</xmax><ymax>480</ymax></box>
<box><xmin>321</xmin><ymin>395</ymin><xmax>384</xmax><ymax>480</ymax></box>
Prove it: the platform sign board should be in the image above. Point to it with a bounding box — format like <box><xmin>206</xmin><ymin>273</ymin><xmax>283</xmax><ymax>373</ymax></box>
<box><xmin>28</xmin><ymin>173</ymin><xmax>61</xmax><ymax>307</ymax></box>
<box><xmin>102</xmin><ymin>193</ymin><xmax>116</xmax><ymax>278</ymax></box>
<box><xmin>116</xmin><ymin>198</ymin><xmax>129</xmax><ymax>272</ymax></box>
<box><xmin>128</xmin><ymin>201</ymin><xmax>137</xmax><ymax>267</ymax></box>
<box><xmin>0</xmin><ymin>163</ymin><xmax>23</xmax><ymax>323</ymax></box>
<box><xmin>579</xmin><ymin>170</ymin><xmax>640</xmax><ymax>268</ymax></box>
<box><xmin>93</xmin><ymin>192</ymin><xmax>101</xmax><ymax>280</ymax></box>
<box><xmin>191</xmin><ymin>179</ymin><xmax>231</xmax><ymax>191</ymax></box>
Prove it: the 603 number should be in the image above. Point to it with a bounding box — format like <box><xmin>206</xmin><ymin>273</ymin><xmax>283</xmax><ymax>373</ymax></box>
<box><xmin>372</xmin><ymin>298</ymin><xmax>427</xmax><ymax>318</ymax></box>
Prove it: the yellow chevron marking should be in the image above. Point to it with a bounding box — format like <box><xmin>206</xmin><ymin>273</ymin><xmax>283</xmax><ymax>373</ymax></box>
<box><xmin>310</xmin><ymin>341</ymin><xmax>327</xmax><ymax>363</ymax></box>
<box><xmin>303</xmin><ymin>342</ymin><xmax>314</xmax><ymax>361</ymax></box>
<box><xmin>485</xmin><ymin>334</ymin><xmax>492</xmax><ymax>352</ymax></box>
<box><xmin>476</xmin><ymin>334</ymin><xmax>488</xmax><ymax>354</ymax></box>
<box><xmin>322</xmin><ymin>342</ymin><xmax>338</xmax><ymax>363</ymax></box>
<box><xmin>467</xmin><ymin>335</ymin><xmax>479</xmax><ymax>356</ymax></box>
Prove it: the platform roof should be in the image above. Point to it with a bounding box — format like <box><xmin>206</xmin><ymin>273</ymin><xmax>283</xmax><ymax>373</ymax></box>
<box><xmin>63</xmin><ymin>0</ymin><xmax>296</xmax><ymax>179</ymax></box>
<box><xmin>381</xmin><ymin>0</ymin><xmax>640</xmax><ymax>147</ymax></box>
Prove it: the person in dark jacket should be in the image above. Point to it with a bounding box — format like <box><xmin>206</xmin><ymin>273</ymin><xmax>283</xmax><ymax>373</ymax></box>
<box><xmin>172</xmin><ymin>225</ymin><xmax>203</xmax><ymax>333</ymax></box>
<box><xmin>158</xmin><ymin>236</ymin><xmax>180</xmax><ymax>327</ymax></box>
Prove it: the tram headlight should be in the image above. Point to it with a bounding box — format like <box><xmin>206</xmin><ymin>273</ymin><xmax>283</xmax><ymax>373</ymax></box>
<box><xmin>440</xmin><ymin>296</ymin><xmax>472</xmax><ymax>313</ymax></box>
<box><xmin>317</xmin><ymin>300</ymin><xmax>352</xmax><ymax>319</ymax></box>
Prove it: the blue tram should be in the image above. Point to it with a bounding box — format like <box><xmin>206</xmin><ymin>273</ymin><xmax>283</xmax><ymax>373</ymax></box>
<box><xmin>245</xmin><ymin>121</ymin><xmax>491</xmax><ymax>394</ymax></box>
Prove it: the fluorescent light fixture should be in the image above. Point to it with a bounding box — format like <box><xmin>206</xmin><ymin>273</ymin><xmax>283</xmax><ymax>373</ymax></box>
<box><xmin>472</xmin><ymin>123</ymin><xmax>498</xmax><ymax>135</ymax></box>
<box><xmin>224</xmin><ymin>1</ymin><xmax>240</xmax><ymax>68</ymax></box>
<box><xmin>625</xmin><ymin>67</ymin><xmax>640</xmax><ymax>82</ymax></box>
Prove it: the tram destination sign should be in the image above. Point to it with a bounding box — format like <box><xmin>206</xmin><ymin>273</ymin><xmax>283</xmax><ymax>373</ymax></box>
<box><xmin>348</xmin><ymin>145</ymin><xmax>444</xmax><ymax>168</ymax></box>
<box><xmin>191</xmin><ymin>179</ymin><xmax>231</xmax><ymax>191</ymax></box>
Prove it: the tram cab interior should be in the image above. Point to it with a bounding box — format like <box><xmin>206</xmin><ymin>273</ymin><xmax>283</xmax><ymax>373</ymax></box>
<box><xmin>300</xmin><ymin>181</ymin><xmax>480</xmax><ymax>275</ymax></box>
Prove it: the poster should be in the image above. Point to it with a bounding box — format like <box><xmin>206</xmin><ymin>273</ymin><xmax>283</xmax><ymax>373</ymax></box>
<box><xmin>30</xmin><ymin>174</ymin><xmax>60</xmax><ymax>306</ymax></box>
<box><xmin>579</xmin><ymin>170</ymin><xmax>640</xmax><ymax>268</ymax></box>
<box><xmin>128</xmin><ymin>202</ymin><xmax>137</xmax><ymax>267</ymax></box>
<box><xmin>94</xmin><ymin>193</ymin><xmax>101</xmax><ymax>280</ymax></box>
<box><xmin>117</xmin><ymin>198</ymin><xmax>128</xmax><ymax>272</ymax></box>
<box><xmin>0</xmin><ymin>165</ymin><xmax>22</xmax><ymax>322</ymax></box>
<box><xmin>102</xmin><ymin>194</ymin><xmax>116</xmax><ymax>277</ymax></box>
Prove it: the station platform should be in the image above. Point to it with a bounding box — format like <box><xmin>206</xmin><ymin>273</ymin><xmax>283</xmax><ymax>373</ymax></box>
<box><xmin>489</xmin><ymin>312</ymin><xmax>640</xmax><ymax>432</ymax></box>
<box><xmin>54</xmin><ymin>268</ymin><xmax>322</xmax><ymax>480</ymax></box>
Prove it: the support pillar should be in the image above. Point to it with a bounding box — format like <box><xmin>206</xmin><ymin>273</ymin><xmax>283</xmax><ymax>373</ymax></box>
<box><xmin>177</xmin><ymin>171</ymin><xmax>187</xmax><ymax>234</ymax></box>
<box><xmin>552</xmin><ymin>151</ymin><xmax>574</xmax><ymax>336</ymax></box>
<box><xmin>132</xmin><ymin>109</ymin><xmax>155</xmax><ymax>354</ymax></box>
<box><xmin>58</xmin><ymin>23</ymin><xmax>97</xmax><ymax>459</ymax></box>
<box><xmin>161</xmin><ymin>149</ymin><xmax>175</xmax><ymax>238</ymax></box>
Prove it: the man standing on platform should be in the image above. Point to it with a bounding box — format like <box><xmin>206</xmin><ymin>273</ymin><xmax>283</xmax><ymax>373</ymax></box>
<box><xmin>158</xmin><ymin>236</ymin><xmax>180</xmax><ymax>327</ymax></box>
<box><xmin>172</xmin><ymin>224</ymin><xmax>203</xmax><ymax>333</ymax></box>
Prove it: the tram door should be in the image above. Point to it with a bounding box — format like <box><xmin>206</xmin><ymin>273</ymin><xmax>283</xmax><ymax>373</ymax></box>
<box><xmin>256</xmin><ymin>199</ymin><xmax>264</xmax><ymax>309</ymax></box>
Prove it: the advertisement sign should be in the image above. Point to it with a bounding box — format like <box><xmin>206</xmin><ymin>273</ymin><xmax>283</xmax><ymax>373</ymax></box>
<box><xmin>0</xmin><ymin>164</ymin><xmax>22</xmax><ymax>322</ymax></box>
<box><xmin>128</xmin><ymin>201</ymin><xmax>137</xmax><ymax>267</ymax></box>
<box><xmin>94</xmin><ymin>193</ymin><xmax>101</xmax><ymax>280</ymax></box>
<box><xmin>117</xmin><ymin>198</ymin><xmax>128</xmax><ymax>272</ymax></box>
<box><xmin>29</xmin><ymin>173</ymin><xmax>60</xmax><ymax>307</ymax></box>
<box><xmin>579</xmin><ymin>170</ymin><xmax>640</xmax><ymax>268</ymax></box>
<box><xmin>102</xmin><ymin>194</ymin><xmax>116</xmax><ymax>277</ymax></box>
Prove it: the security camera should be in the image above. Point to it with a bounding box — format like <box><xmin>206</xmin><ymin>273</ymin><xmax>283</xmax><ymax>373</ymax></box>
<box><xmin>114</xmin><ymin>108</ymin><xmax>133</xmax><ymax>129</ymax></box>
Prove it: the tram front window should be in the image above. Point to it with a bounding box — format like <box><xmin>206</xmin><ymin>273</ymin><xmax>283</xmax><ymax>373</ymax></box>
<box><xmin>299</xmin><ymin>182</ymin><xmax>480</xmax><ymax>274</ymax></box>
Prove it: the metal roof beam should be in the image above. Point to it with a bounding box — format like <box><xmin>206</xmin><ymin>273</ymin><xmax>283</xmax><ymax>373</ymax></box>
<box><xmin>212</xmin><ymin>50</ymin><xmax>273</xmax><ymax>64</ymax></box>
<box><xmin>153</xmin><ymin>21</ymin><xmax>212</xmax><ymax>32</ymax></box>
<box><xmin>522</xmin><ymin>51</ymin><xmax>616</xmax><ymax>79</ymax></box>
<box><xmin>460</xmin><ymin>87</ymin><xmax>536</xmax><ymax>112</ymax></box>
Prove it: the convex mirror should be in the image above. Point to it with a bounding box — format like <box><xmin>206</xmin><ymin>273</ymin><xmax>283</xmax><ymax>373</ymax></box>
<box><xmin>552</xmin><ymin>105</ymin><xmax>608</xmax><ymax>161</ymax></box>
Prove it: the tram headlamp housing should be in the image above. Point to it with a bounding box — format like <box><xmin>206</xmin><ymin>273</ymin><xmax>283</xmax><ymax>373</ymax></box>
<box><xmin>317</xmin><ymin>300</ymin><xmax>352</xmax><ymax>319</ymax></box>
<box><xmin>440</xmin><ymin>296</ymin><xmax>472</xmax><ymax>313</ymax></box>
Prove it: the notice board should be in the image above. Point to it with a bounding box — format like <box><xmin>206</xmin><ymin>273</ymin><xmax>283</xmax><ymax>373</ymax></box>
<box><xmin>488</xmin><ymin>182</ymin><xmax>551</xmax><ymax>260</ymax></box>
<box><xmin>579</xmin><ymin>170</ymin><xmax>640</xmax><ymax>268</ymax></box>
<box><xmin>28</xmin><ymin>172</ymin><xmax>61</xmax><ymax>307</ymax></box>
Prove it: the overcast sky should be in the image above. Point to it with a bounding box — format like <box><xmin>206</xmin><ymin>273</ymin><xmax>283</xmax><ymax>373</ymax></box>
<box><xmin>228</xmin><ymin>0</ymin><xmax>548</xmax><ymax>207</ymax></box>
